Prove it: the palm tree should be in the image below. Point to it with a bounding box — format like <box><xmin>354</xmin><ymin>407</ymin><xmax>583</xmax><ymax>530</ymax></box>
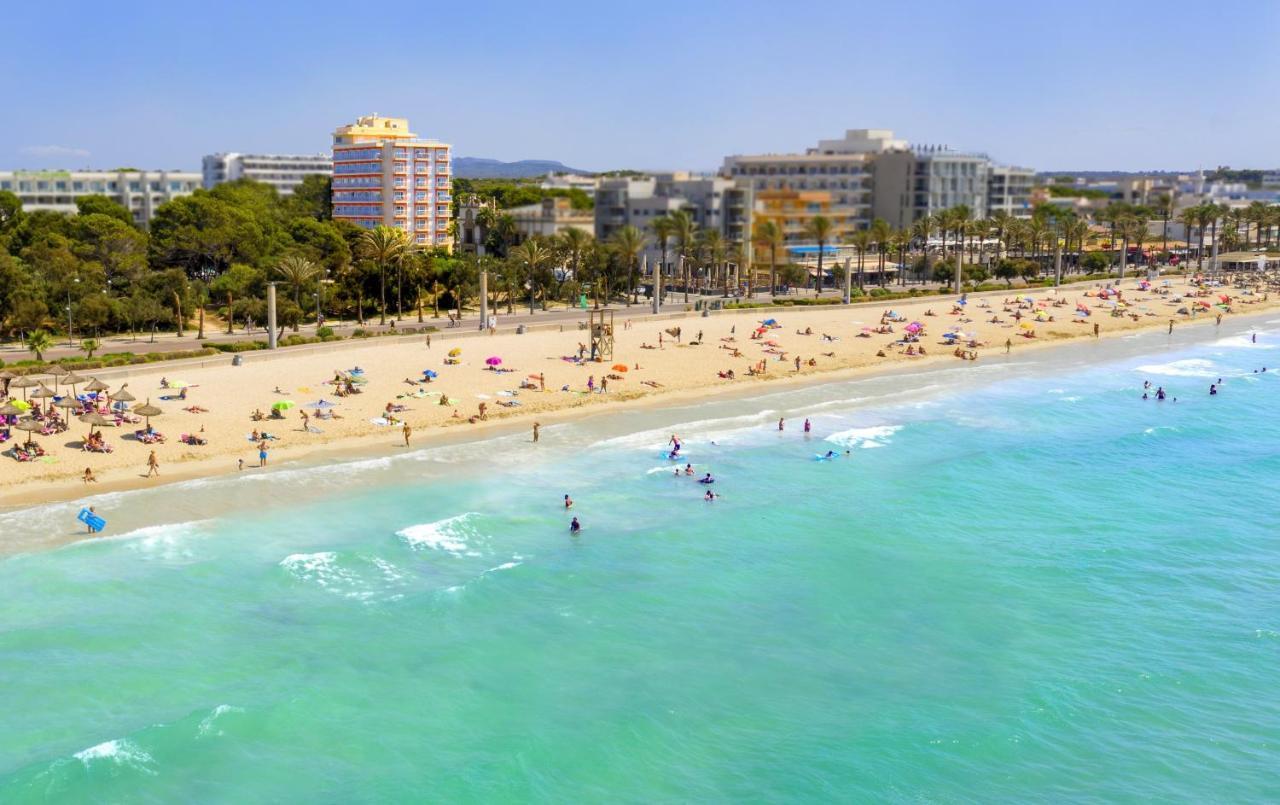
<box><xmin>610</xmin><ymin>226</ymin><xmax>646</xmax><ymax>306</ymax></box>
<box><xmin>1115</xmin><ymin>214</ymin><xmax>1139</xmax><ymax>280</ymax></box>
<box><xmin>1178</xmin><ymin>207</ymin><xmax>1199</xmax><ymax>267</ymax></box>
<box><xmin>28</xmin><ymin>329</ymin><xmax>53</xmax><ymax>362</ymax></box>
<box><xmin>988</xmin><ymin>210</ymin><xmax>1013</xmax><ymax>261</ymax></box>
<box><xmin>753</xmin><ymin>220</ymin><xmax>784</xmax><ymax>298</ymax></box>
<box><xmin>848</xmin><ymin>229</ymin><xmax>872</xmax><ymax>291</ymax></box>
<box><xmin>949</xmin><ymin>205</ymin><xmax>971</xmax><ymax>293</ymax></box>
<box><xmin>693</xmin><ymin>228</ymin><xmax>726</xmax><ymax>296</ymax></box>
<box><xmin>1152</xmin><ymin>194</ymin><xmax>1173</xmax><ymax>259</ymax></box>
<box><xmin>805</xmin><ymin>215</ymin><xmax>833</xmax><ymax>296</ymax></box>
<box><xmin>275</xmin><ymin>255</ymin><xmax>320</xmax><ymax>332</ymax></box>
<box><xmin>891</xmin><ymin>229</ymin><xmax>911</xmax><ymax>286</ymax></box>
<box><xmin>358</xmin><ymin>225</ymin><xmax>410</xmax><ymax>325</ymax></box>
<box><xmin>558</xmin><ymin>227</ymin><xmax>592</xmax><ymax>292</ymax></box>
<box><xmin>650</xmin><ymin>215</ymin><xmax>674</xmax><ymax>305</ymax></box>
<box><xmin>668</xmin><ymin>209</ymin><xmax>697</xmax><ymax>303</ymax></box>
<box><xmin>911</xmin><ymin>216</ymin><xmax>934</xmax><ymax>284</ymax></box>
<box><xmin>971</xmin><ymin>219</ymin><xmax>993</xmax><ymax>283</ymax></box>
<box><xmin>510</xmin><ymin>238</ymin><xmax>554</xmax><ymax>314</ymax></box>
<box><xmin>869</xmin><ymin>218</ymin><xmax>891</xmax><ymax>287</ymax></box>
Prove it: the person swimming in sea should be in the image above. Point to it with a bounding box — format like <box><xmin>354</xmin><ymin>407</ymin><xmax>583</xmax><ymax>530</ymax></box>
<box><xmin>1209</xmin><ymin>384</ymin><xmax>1218</xmax><ymax>396</ymax></box>
<box><xmin>1156</xmin><ymin>387</ymin><xmax>1166</xmax><ymax>401</ymax></box>
<box><xmin>684</xmin><ymin>463</ymin><xmax>694</xmax><ymax>476</ymax></box>
<box><xmin>823</xmin><ymin>450</ymin><xmax>837</xmax><ymax>459</ymax></box>
<box><xmin>564</xmin><ymin>494</ymin><xmax>573</xmax><ymax>509</ymax></box>
<box><xmin>704</xmin><ymin>490</ymin><xmax>717</xmax><ymax>501</ymax></box>
<box><xmin>698</xmin><ymin>473</ymin><xmax>714</xmax><ymax>484</ymax></box>
<box><xmin>570</xmin><ymin>517</ymin><xmax>581</xmax><ymax>534</ymax></box>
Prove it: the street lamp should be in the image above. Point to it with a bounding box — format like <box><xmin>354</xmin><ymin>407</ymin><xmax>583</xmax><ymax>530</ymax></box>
<box><xmin>526</xmin><ymin>280</ymin><xmax>534</xmax><ymax>316</ymax></box>
<box><xmin>66</xmin><ymin>276</ymin><xmax>81</xmax><ymax>346</ymax></box>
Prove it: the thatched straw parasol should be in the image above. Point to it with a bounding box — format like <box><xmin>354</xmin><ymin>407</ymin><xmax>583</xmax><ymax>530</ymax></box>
<box><xmin>63</xmin><ymin>372</ymin><xmax>87</xmax><ymax>393</ymax></box>
<box><xmin>54</xmin><ymin>397</ymin><xmax>81</xmax><ymax>411</ymax></box>
<box><xmin>0</xmin><ymin>402</ymin><xmax>24</xmax><ymax>417</ymax></box>
<box><xmin>12</xmin><ymin>417</ymin><xmax>42</xmax><ymax>445</ymax></box>
<box><xmin>29</xmin><ymin>385</ymin><xmax>55</xmax><ymax>399</ymax></box>
<box><xmin>79</xmin><ymin>412</ymin><xmax>114</xmax><ymax>435</ymax></box>
<box><xmin>111</xmin><ymin>385</ymin><xmax>136</xmax><ymax>403</ymax></box>
<box><xmin>0</xmin><ymin>370</ymin><xmax>16</xmax><ymax>380</ymax></box>
<box><xmin>8</xmin><ymin>375</ymin><xmax>39</xmax><ymax>399</ymax></box>
<box><xmin>84</xmin><ymin>378</ymin><xmax>109</xmax><ymax>393</ymax></box>
<box><xmin>133</xmin><ymin>400</ymin><xmax>163</xmax><ymax>428</ymax></box>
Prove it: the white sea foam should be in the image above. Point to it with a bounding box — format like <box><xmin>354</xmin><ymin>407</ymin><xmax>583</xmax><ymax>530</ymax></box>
<box><xmin>590</xmin><ymin>410</ymin><xmax>778</xmax><ymax>450</ymax></box>
<box><xmin>1134</xmin><ymin>358</ymin><xmax>1223</xmax><ymax>378</ymax></box>
<box><xmin>397</xmin><ymin>513</ymin><xmax>480</xmax><ymax>556</ymax></box>
<box><xmin>197</xmin><ymin>704</ymin><xmax>244</xmax><ymax>737</ymax></box>
<box><xmin>826</xmin><ymin>425</ymin><xmax>903</xmax><ymax>450</ymax></box>
<box><xmin>484</xmin><ymin>561</ymin><xmax>521</xmax><ymax>573</ymax></box>
<box><xmin>1212</xmin><ymin>333</ymin><xmax>1277</xmax><ymax>350</ymax></box>
<box><xmin>73</xmin><ymin>739</ymin><xmax>156</xmax><ymax>774</ymax></box>
<box><xmin>278</xmin><ymin>552</ymin><xmax>404</xmax><ymax>601</ymax></box>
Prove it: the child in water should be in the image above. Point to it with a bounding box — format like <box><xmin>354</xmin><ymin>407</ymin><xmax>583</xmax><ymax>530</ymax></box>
<box><xmin>569</xmin><ymin>517</ymin><xmax>581</xmax><ymax>534</ymax></box>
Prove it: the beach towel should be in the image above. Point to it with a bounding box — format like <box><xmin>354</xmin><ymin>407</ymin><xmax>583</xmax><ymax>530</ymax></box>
<box><xmin>369</xmin><ymin>417</ymin><xmax>392</xmax><ymax>426</ymax></box>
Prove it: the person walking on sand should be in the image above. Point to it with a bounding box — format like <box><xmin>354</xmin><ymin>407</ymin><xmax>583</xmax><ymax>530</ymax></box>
<box><xmin>258</xmin><ymin>440</ymin><xmax>269</xmax><ymax>467</ymax></box>
<box><xmin>538</xmin><ymin>373</ymin><xmax>545</xmax><ymax>392</ymax></box>
<box><xmin>146</xmin><ymin>450</ymin><xmax>159</xmax><ymax>478</ymax></box>
<box><xmin>82</xmin><ymin>467</ymin><xmax>97</xmax><ymax>484</ymax></box>
<box><xmin>1093</xmin><ymin>322</ymin><xmax>1099</xmax><ymax>337</ymax></box>
<box><xmin>533</xmin><ymin>422</ymin><xmax>541</xmax><ymax>443</ymax></box>
<box><xmin>1169</xmin><ymin>320</ymin><xmax>1174</xmax><ymax>334</ymax></box>
<box><xmin>402</xmin><ymin>421</ymin><xmax>412</xmax><ymax>447</ymax></box>
<box><xmin>1005</xmin><ymin>338</ymin><xmax>1012</xmax><ymax>354</ymax></box>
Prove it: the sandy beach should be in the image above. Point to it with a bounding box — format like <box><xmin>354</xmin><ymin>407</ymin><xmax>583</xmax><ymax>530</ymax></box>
<box><xmin>2</xmin><ymin>276</ymin><xmax>1273</xmax><ymax>507</ymax></box>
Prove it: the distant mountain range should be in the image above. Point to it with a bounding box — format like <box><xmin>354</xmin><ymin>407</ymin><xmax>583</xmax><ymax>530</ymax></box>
<box><xmin>454</xmin><ymin>157</ymin><xmax>591</xmax><ymax>179</ymax></box>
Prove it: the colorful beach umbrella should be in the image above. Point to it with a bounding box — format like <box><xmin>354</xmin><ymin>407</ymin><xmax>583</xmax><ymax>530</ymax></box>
<box><xmin>611</xmin><ymin>364</ymin><xmax>628</xmax><ymax>372</ymax></box>
<box><xmin>485</xmin><ymin>357</ymin><xmax>502</xmax><ymax>366</ymax></box>
<box><xmin>272</xmin><ymin>400</ymin><xmax>296</xmax><ymax>412</ymax></box>
<box><xmin>422</xmin><ymin>370</ymin><xmax>438</xmax><ymax>379</ymax></box>
<box><xmin>448</xmin><ymin>348</ymin><xmax>462</xmax><ymax>357</ymax></box>
<box><xmin>304</xmin><ymin>400</ymin><xmax>337</xmax><ymax>410</ymax></box>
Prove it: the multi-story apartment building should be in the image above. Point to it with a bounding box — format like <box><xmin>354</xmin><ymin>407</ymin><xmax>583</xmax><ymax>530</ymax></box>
<box><xmin>871</xmin><ymin>146</ymin><xmax>993</xmax><ymax>228</ymax></box>
<box><xmin>0</xmin><ymin>169</ymin><xmax>201</xmax><ymax>226</ymax></box>
<box><xmin>987</xmin><ymin>165</ymin><xmax>1036</xmax><ymax>218</ymax></box>
<box><xmin>594</xmin><ymin>171</ymin><xmax>751</xmax><ymax>247</ymax></box>
<box><xmin>540</xmin><ymin>172</ymin><xmax>598</xmax><ymax>199</ymax></box>
<box><xmin>722</xmin><ymin>129</ymin><xmax>906</xmax><ymax>242</ymax></box>
<box><xmin>202</xmin><ymin>152</ymin><xmax>331</xmax><ymax>195</ymax></box>
<box><xmin>330</xmin><ymin>115</ymin><xmax>452</xmax><ymax>248</ymax></box>
<box><xmin>509</xmin><ymin>197</ymin><xmax>594</xmax><ymax>242</ymax></box>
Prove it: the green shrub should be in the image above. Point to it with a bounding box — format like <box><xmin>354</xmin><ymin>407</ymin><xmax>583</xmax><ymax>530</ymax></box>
<box><xmin>316</xmin><ymin>326</ymin><xmax>335</xmax><ymax>339</ymax></box>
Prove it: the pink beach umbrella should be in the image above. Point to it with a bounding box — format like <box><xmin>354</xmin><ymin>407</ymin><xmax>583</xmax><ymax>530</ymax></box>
<box><xmin>485</xmin><ymin>356</ymin><xmax>502</xmax><ymax>367</ymax></box>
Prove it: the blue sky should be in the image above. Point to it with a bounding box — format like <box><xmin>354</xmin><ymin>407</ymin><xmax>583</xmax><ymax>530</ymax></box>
<box><xmin>3</xmin><ymin>0</ymin><xmax>1277</xmax><ymax>173</ymax></box>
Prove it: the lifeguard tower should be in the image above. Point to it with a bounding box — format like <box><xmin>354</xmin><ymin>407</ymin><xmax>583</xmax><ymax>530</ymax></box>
<box><xmin>589</xmin><ymin>309</ymin><xmax>614</xmax><ymax>361</ymax></box>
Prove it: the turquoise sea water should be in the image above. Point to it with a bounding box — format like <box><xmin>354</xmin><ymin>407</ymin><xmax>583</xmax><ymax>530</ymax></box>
<box><xmin>2</xmin><ymin>318</ymin><xmax>1280</xmax><ymax>801</ymax></box>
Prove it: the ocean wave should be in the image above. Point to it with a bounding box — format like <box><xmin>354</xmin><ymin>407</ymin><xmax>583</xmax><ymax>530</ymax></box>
<box><xmin>1134</xmin><ymin>358</ymin><xmax>1223</xmax><ymax>378</ymax></box>
<box><xmin>1212</xmin><ymin>334</ymin><xmax>1277</xmax><ymax>350</ymax></box>
<box><xmin>73</xmin><ymin>739</ymin><xmax>157</xmax><ymax>775</ymax></box>
<box><xmin>278</xmin><ymin>551</ymin><xmax>409</xmax><ymax>602</ymax></box>
<box><xmin>197</xmin><ymin>704</ymin><xmax>244</xmax><ymax>738</ymax></box>
<box><xmin>589</xmin><ymin>410</ymin><xmax>779</xmax><ymax>451</ymax></box>
<box><xmin>397</xmin><ymin>512</ymin><xmax>482</xmax><ymax>556</ymax></box>
<box><xmin>825</xmin><ymin>425</ymin><xmax>903</xmax><ymax>450</ymax></box>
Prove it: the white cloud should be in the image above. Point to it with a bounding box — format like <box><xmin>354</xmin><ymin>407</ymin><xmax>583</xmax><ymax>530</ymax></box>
<box><xmin>20</xmin><ymin>144</ymin><xmax>91</xmax><ymax>159</ymax></box>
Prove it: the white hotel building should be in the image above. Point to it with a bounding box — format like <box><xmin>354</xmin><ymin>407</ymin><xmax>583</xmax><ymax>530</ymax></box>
<box><xmin>202</xmin><ymin>152</ymin><xmax>331</xmax><ymax>195</ymax></box>
<box><xmin>0</xmin><ymin>169</ymin><xmax>201</xmax><ymax>226</ymax></box>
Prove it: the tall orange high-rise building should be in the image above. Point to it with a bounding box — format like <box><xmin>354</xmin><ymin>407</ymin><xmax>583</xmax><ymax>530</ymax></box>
<box><xmin>330</xmin><ymin>115</ymin><xmax>452</xmax><ymax>249</ymax></box>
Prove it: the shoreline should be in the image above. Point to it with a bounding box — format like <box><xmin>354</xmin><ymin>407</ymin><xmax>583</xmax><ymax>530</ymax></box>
<box><xmin>3</xmin><ymin>278</ymin><xmax>1274</xmax><ymax>511</ymax></box>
